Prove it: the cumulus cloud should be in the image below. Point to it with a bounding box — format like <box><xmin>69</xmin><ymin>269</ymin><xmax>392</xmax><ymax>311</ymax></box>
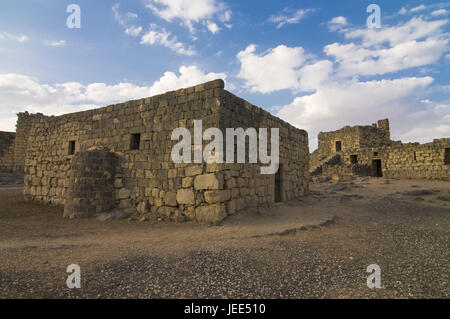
<box><xmin>325</xmin><ymin>16</ymin><xmax>449</xmax><ymax>77</ymax></box>
<box><xmin>237</xmin><ymin>44</ymin><xmax>309</xmax><ymax>93</ymax></box>
<box><xmin>269</xmin><ymin>8</ymin><xmax>314</xmax><ymax>29</ymax></box>
<box><xmin>125</xmin><ymin>26</ymin><xmax>142</xmax><ymax>37</ymax></box>
<box><xmin>0</xmin><ymin>66</ymin><xmax>227</xmax><ymax>131</ymax></box>
<box><xmin>276</xmin><ymin>75</ymin><xmax>444</xmax><ymax>149</ymax></box>
<box><xmin>268</xmin><ymin>14</ymin><xmax>450</xmax><ymax>149</ymax></box>
<box><xmin>327</xmin><ymin>16</ymin><xmax>348</xmax><ymax>31</ymax></box>
<box><xmin>206</xmin><ymin>21</ymin><xmax>220</xmax><ymax>34</ymax></box>
<box><xmin>146</xmin><ymin>0</ymin><xmax>230</xmax><ymax>33</ymax></box>
<box><xmin>140</xmin><ymin>24</ymin><xmax>196</xmax><ymax>56</ymax></box>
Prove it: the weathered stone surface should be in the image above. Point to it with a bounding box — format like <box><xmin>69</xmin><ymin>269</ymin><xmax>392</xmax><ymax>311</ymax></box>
<box><xmin>195</xmin><ymin>204</ymin><xmax>226</xmax><ymax>223</ymax></box>
<box><xmin>194</xmin><ymin>173</ymin><xmax>223</xmax><ymax>190</ymax></box>
<box><xmin>164</xmin><ymin>192</ymin><xmax>177</xmax><ymax>207</ymax></box>
<box><xmin>176</xmin><ymin>189</ymin><xmax>195</xmax><ymax>205</ymax></box>
<box><xmin>118</xmin><ymin>188</ymin><xmax>130</xmax><ymax>199</ymax></box>
<box><xmin>137</xmin><ymin>200</ymin><xmax>150</xmax><ymax>214</ymax></box>
<box><xmin>204</xmin><ymin>190</ymin><xmax>230</xmax><ymax>204</ymax></box>
<box><xmin>182</xmin><ymin>177</ymin><xmax>193</xmax><ymax>188</ymax></box>
<box><xmin>310</xmin><ymin>118</ymin><xmax>449</xmax><ymax>181</ymax></box>
<box><xmin>185</xmin><ymin>166</ymin><xmax>203</xmax><ymax>177</ymax></box>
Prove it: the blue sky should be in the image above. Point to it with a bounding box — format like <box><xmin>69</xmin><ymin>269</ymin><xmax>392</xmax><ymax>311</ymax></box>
<box><xmin>0</xmin><ymin>0</ymin><xmax>449</xmax><ymax>149</ymax></box>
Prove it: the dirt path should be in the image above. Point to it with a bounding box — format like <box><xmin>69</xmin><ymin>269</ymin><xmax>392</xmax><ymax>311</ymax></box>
<box><xmin>0</xmin><ymin>178</ymin><xmax>449</xmax><ymax>298</ymax></box>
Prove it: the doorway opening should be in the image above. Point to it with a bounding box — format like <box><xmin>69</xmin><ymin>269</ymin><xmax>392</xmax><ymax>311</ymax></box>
<box><xmin>372</xmin><ymin>159</ymin><xmax>383</xmax><ymax>177</ymax></box>
<box><xmin>275</xmin><ymin>164</ymin><xmax>282</xmax><ymax>203</ymax></box>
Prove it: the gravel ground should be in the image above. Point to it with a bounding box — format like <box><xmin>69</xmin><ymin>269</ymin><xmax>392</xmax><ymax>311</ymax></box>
<box><xmin>0</xmin><ymin>178</ymin><xmax>449</xmax><ymax>299</ymax></box>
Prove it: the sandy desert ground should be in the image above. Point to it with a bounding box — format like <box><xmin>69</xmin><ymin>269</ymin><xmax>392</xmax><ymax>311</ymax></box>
<box><xmin>0</xmin><ymin>177</ymin><xmax>449</xmax><ymax>298</ymax></box>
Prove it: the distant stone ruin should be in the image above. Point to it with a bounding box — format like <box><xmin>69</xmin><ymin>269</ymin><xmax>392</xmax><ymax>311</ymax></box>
<box><xmin>0</xmin><ymin>80</ymin><xmax>310</xmax><ymax>222</ymax></box>
<box><xmin>310</xmin><ymin>119</ymin><xmax>449</xmax><ymax>181</ymax></box>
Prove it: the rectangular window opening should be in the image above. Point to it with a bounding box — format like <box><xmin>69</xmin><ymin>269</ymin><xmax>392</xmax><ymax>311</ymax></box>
<box><xmin>68</xmin><ymin>141</ymin><xmax>76</xmax><ymax>155</ymax></box>
<box><xmin>350</xmin><ymin>154</ymin><xmax>358</xmax><ymax>164</ymax></box>
<box><xmin>130</xmin><ymin>133</ymin><xmax>141</xmax><ymax>150</ymax></box>
<box><xmin>335</xmin><ymin>141</ymin><xmax>342</xmax><ymax>152</ymax></box>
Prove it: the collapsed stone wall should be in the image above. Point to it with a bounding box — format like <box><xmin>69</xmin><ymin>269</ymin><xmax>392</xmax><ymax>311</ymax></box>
<box><xmin>322</xmin><ymin>138</ymin><xmax>449</xmax><ymax>180</ymax></box>
<box><xmin>64</xmin><ymin>150</ymin><xmax>118</xmax><ymax>218</ymax></box>
<box><xmin>0</xmin><ymin>132</ymin><xmax>16</xmax><ymax>171</ymax></box>
<box><xmin>310</xmin><ymin>119</ymin><xmax>392</xmax><ymax>172</ymax></box>
<box><xmin>24</xmin><ymin>79</ymin><xmax>309</xmax><ymax>222</ymax></box>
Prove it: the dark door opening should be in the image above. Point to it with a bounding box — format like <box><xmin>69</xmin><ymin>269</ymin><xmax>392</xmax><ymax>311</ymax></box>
<box><xmin>275</xmin><ymin>164</ymin><xmax>282</xmax><ymax>203</ymax></box>
<box><xmin>445</xmin><ymin>148</ymin><xmax>450</xmax><ymax>165</ymax></box>
<box><xmin>372</xmin><ymin>159</ymin><xmax>383</xmax><ymax>177</ymax></box>
<box><xmin>335</xmin><ymin>141</ymin><xmax>342</xmax><ymax>152</ymax></box>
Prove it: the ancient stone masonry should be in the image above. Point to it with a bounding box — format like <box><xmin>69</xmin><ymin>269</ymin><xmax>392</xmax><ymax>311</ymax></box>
<box><xmin>22</xmin><ymin>79</ymin><xmax>310</xmax><ymax>222</ymax></box>
<box><xmin>0</xmin><ymin>112</ymin><xmax>43</xmax><ymax>173</ymax></box>
<box><xmin>0</xmin><ymin>132</ymin><xmax>16</xmax><ymax>171</ymax></box>
<box><xmin>310</xmin><ymin>119</ymin><xmax>449</xmax><ymax>181</ymax></box>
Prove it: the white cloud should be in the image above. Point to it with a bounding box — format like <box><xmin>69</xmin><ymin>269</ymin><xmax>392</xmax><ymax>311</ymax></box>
<box><xmin>206</xmin><ymin>21</ymin><xmax>220</xmax><ymax>34</ymax></box>
<box><xmin>146</xmin><ymin>0</ymin><xmax>230</xmax><ymax>33</ymax></box>
<box><xmin>327</xmin><ymin>16</ymin><xmax>348</xmax><ymax>31</ymax></box>
<box><xmin>113</xmin><ymin>3</ymin><xmax>142</xmax><ymax>37</ymax></box>
<box><xmin>140</xmin><ymin>24</ymin><xmax>196</xmax><ymax>56</ymax></box>
<box><xmin>44</xmin><ymin>40</ymin><xmax>66</xmax><ymax>47</ymax></box>
<box><xmin>237</xmin><ymin>44</ymin><xmax>309</xmax><ymax>93</ymax></box>
<box><xmin>0</xmin><ymin>32</ymin><xmax>28</xmax><ymax>43</ymax></box>
<box><xmin>270</xmin><ymin>13</ymin><xmax>450</xmax><ymax>149</ymax></box>
<box><xmin>432</xmin><ymin>9</ymin><xmax>448</xmax><ymax>16</ymax></box>
<box><xmin>0</xmin><ymin>66</ymin><xmax>227</xmax><ymax>131</ymax></box>
<box><xmin>125</xmin><ymin>26</ymin><xmax>142</xmax><ymax>37</ymax></box>
<box><xmin>411</xmin><ymin>5</ymin><xmax>426</xmax><ymax>13</ymax></box>
<box><xmin>276</xmin><ymin>75</ymin><xmax>446</xmax><ymax>149</ymax></box>
<box><xmin>219</xmin><ymin>10</ymin><xmax>232</xmax><ymax>22</ymax></box>
<box><xmin>325</xmin><ymin>17</ymin><xmax>449</xmax><ymax>77</ymax></box>
<box><xmin>399</xmin><ymin>4</ymin><xmax>426</xmax><ymax>15</ymax></box>
<box><xmin>269</xmin><ymin>8</ymin><xmax>314</xmax><ymax>29</ymax></box>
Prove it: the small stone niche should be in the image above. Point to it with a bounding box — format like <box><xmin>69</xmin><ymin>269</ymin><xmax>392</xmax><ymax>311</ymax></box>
<box><xmin>64</xmin><ymin>149</ymin><xmax>118</xmax><ymax>218</ymax></box>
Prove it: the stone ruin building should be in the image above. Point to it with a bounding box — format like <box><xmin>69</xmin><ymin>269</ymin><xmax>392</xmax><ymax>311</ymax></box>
<box><xmin>310</xmin><ymin>119</ymin><xmax>450</xmax><ymax>181</ymax></box>
<box><xmin>0</xmin><ymin>79</ymin><xmax>310</xmax><ymax>222</ymax></box>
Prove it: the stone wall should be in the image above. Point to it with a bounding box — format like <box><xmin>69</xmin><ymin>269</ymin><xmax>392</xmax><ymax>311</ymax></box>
<box><xmin>0</xmin><ymin>131</ymin><xmax>16</xmax><ymax>172</ymax></box>
<box><xmin>64</xmin><ymin>149</ymin><xmax>118</xmax><ymax>218</ymax></box>
<box><xmin>311</xmin><ymin>119</ymin><xmax>391</xmax><ymax>171</ymax></box>
<box><xmin>13</xmin><ymin>112</ymin><xmax>46</xmax><ymax>173</ymax></box>
<box><xmin>0</xmin><ymin>112</ymin><xmax>45</xmax><ymax>174</ymax></box>
<box><xmin>24</xmin><ymin>79</ymin><xmax>309</xmax><ymax>222</ymax></box>
<box><xmin>320</xmin><ymin>138</ymin><xmax>449</xmax><ymax>180</ymax></box>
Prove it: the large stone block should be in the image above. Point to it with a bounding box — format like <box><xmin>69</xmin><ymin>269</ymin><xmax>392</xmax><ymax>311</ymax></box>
<box><xmin>204</xmin><ymin>190</ymin><xmax>230</xmax><ymax>204</ymax></box>
<box><xmin>176</xmin><ymin>189</ymin><xmax>195</xmax><ymax>205</ymax></box>
<box><xmin>195</xmin><ymin>204</ymin><xmax>226</xmax><ymax>223</ymax></box>
<box><xmin>164</xmin><ymin>191</ymin><xmax>177</xmax><ymax>206</ymax></box>
<box><xmin>194</xmin><ymin>173</ymin><xmax>223</xmax><ymax>190</ymax></box>
<box><xmin>118</xmin><ymin>188</ymin><xmax>130</xmax><ymax>199</ymax></box>
<box><xmin>185</xmin><ymin>165</ymin><xmax>203</xmax><ymax>177</ymax></box>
